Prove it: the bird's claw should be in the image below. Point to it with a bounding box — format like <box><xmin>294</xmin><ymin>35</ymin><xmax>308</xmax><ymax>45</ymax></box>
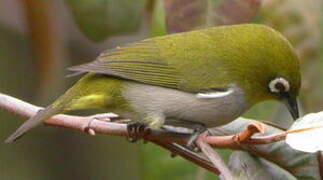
<box><xmin>186</xmin><ymin>136</ymin><xmax>201</xmax><ymax>152</ymax></box>
<box><xmin>84</xmin><ymin>126</ymin><xmax>96</xmax><ymax>136</ymax></box>
<box><xmin>84</xmin><ymin>113</ymin><xmax>119</xmax><ymax>136</ymax></box>
<box><xmin>127</xmin><ymin>122</ymin><xmax>151</xmax><ymax>143</ymax></box>
<box><xmin>186</xmin><ymin>125</ymin><xmax>208</xmax><ymax>152</ymax></box>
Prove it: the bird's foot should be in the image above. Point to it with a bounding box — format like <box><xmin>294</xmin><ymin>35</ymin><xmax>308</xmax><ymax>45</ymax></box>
<box><xmin>186</xmin><ymin>124</ymin><xmax>207</xmax><ymax>152</ymax></box>
<box><xmin>84</xmin><ymin>113</ymin><xmax>120</xmax><ymax>135</ymax></box>
<box><xmin>127</xmin><ymin>122</ymin><xmax>151</xmax><ymax>143</ymax></box>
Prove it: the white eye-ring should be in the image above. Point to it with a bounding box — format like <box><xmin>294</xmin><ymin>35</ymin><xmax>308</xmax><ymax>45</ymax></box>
<box><xmin>269</xmin><ymin>77</ymin><xmax>290</xmax><ymax>93</ymax></box>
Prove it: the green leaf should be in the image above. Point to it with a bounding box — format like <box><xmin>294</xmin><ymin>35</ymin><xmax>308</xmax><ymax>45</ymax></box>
<box><xmin>64</xmin><ymin>0</ymin><xmax>146</xmax><ymax>42</ymax></box>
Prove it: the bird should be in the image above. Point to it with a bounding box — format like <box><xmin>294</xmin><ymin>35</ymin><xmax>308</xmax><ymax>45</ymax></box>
<box><xmin>5</xmin><ymin>24</ymin><xmax>301</xmax><ymax>144</ymax></box>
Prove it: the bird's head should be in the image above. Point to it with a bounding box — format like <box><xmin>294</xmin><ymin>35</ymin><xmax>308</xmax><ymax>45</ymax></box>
<box><xmin>240</xmin><ymin>68</ymin><xmax>301</xmax><ymax>120</ymax></box>
<box><xmin>228</xmin><ymin>25</ymin><xmax>301</xmax><ymax>120</ymax></box>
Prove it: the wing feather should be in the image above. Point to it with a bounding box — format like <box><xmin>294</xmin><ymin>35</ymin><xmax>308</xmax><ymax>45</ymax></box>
<box><xmin>68</xmin><ymin>40</ymin><xmax>181</xmax><ymax>89</ymax></box>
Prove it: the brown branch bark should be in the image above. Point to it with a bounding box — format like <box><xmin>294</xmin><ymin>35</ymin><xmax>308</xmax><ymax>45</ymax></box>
<box><xmin>22</xmin><ymin>0</ymin><xmax>64</xmax><ymax>97</ymax></box>
<box><xmin>318</xmin><ymin>151</ymin><xmax>323</xmax><ymax>180</ymax></box>
<box><xmin>0</xmin><ymin>92</ymin><xmax>293</xmax><ymax>179</ymax></box>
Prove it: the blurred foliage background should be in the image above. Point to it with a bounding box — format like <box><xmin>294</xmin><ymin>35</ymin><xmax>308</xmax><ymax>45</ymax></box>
<box><xmin>0</xmin><ymin>0</ymin><xmax>322</xmax><ymax>179</ymax></box>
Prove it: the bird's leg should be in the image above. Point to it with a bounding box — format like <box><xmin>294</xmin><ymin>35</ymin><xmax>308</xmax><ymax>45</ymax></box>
<box><xmin>163</xmin><ymin>120</ymin><xmax>207</xmax><ymax>152</ymax></box>
<box><xmin>186</xmin><ymin>123</ymin><xmax>207</xmax><ymax>151</ymax></box>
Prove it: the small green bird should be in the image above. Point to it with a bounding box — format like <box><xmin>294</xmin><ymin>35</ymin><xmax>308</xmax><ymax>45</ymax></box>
<box><xmin>5</xmin><ymin>24</ymin><xmax>301</xmax><ymax>143</ymax></box>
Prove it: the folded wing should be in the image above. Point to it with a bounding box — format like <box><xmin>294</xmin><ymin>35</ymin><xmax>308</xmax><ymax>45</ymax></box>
<box><xmin>69</xmin><ymin>40</ymin><xmax>181</xmax><ymax>89</ymax></box>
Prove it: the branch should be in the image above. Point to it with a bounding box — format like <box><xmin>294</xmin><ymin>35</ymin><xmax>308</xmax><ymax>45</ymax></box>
<box><xmin>0</xmin><ymin>93</ymin><xmax>220</xmax><ymax>174</ymax></box>
<box><xmin>0</xmin><ymin>92</ymin><xmax>292</xmax><ymax>179</ymax></box>
<box><xmin>203</xmin><ymin>122</ymin><xmax>287</xmax><ymax>149</ymax></box>
<box><xmin>197</xmin><ymin>133</ymin><xmax>233</xmax><ymax>179</ymax></box>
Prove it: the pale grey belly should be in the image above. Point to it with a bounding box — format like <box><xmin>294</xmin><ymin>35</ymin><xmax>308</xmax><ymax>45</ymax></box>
<box><xmin>122</xmin><ymin>82</ymin><xmax>248</xmax><ymax>128</ymax></box>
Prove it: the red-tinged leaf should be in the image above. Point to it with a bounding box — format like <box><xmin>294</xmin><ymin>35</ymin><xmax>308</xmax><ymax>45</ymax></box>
<box><xmin>164</xmin><ymin>0</ymin><xmax>264</xmax><ymax>33</ymax></box>
<box><xmin>213</xmin><ymin>0</ymin><xmax>263</xmax><ymax>25</ymax></box>
<box><xmin>164</xmin><ymin>0</ymin><xmax>208</xmax><ymax>33</ymax></box>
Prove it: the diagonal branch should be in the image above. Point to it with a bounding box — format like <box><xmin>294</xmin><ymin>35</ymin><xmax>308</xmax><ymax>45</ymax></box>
<box><xmin>0</xmin><ymin>92</ymin><xmax>221</xmax><ymax>174</ymax></box>
<box><xmin>197</xmin><ymin>133</ymin><xmax>233</xmax><ymax>179</ymax></box>
<box><xmin>0</xmin><ymin>92</ymin><xmax>296</xmax><ymax>178</ymax></box>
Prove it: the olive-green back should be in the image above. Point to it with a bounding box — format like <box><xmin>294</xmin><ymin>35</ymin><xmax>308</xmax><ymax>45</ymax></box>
<box><xmin>69</xmin><ymin>24</ymin><xmax>300</xmax><ymax>103</ymax></box>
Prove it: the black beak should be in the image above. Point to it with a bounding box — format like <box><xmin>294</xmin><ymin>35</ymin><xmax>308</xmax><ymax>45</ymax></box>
<box><xmin>282</xmin><ymin>94</ymin><xmax>299</xmax><ymax>120</ymax></box>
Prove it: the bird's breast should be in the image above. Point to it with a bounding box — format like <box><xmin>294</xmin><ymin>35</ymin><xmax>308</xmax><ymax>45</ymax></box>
<box><xmin>123</xmin><ymin>82</ymin><xmax>249</xmax><ymax>128</ymax></box>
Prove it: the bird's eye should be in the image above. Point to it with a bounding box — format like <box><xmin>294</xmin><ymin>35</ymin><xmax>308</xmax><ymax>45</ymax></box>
<box><xmin>269</xmin><ymin>77</ymin><xmax>290</xmax><ymax>94</ymax></box>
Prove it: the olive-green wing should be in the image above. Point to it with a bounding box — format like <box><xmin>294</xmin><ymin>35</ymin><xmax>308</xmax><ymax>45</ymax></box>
<box><xmin>68</xmin><ymin>40</ymin><xmax>181</xmax><ymax>89</ymax></box>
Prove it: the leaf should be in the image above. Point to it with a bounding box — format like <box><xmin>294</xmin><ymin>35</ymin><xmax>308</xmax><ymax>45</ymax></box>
<box><xmin>164</xmin><ymin>0</ymin><xmax>264</xmax><ymax>33</ymax></box>
<box><xmin>64</xmin><ymin>0</ymin><xmax>146</xmax><ymax>42</ymax></box>
<box><xmin>209</xmin><ymin>118</ymin><xmax>321</xmax><ymax>179</ymax></box>
<box><xmin>164</xmin><ymin>0</ymin><xmax>208</xmax><ymax>33</ymax></box>
<box><xmin>286</xmin><ymin>111</ymin><xmax>323</xmax><ymax>153</ymax></box>
<box><xmin>211</xmin><ymin>0</ymin><xmax>263</xmax><ymax>25</ymax></box>
<box><xmin>226</xmin><ymin>152</ymin><xmax>296</xmax><ymax>180</ymax></box>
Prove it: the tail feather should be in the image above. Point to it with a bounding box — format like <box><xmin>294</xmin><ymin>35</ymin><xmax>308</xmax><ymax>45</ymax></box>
<box><xmin>5</xmin><ymin>73</ymin><xmax>111</xmax><ymax>143</ymax></box>
<box><xmin>5</xmin><ymin>106</ymin><xmax>59</xmax><ymax>143</ymax></box>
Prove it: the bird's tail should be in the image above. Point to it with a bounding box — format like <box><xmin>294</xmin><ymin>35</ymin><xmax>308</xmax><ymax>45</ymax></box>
<box><xmin>5</xmin><ymin>104</ymin><xmax>62</xmax><ymax>143</ymax></box>
<box><xmin>5</xmin><ymin>73</ymin><xmax>115</xmax><ymax>143</ymax></box>
<box><xmin>5</xmin><ymin>80</ymin><xmax>76</xmax><ymax>143</ymax></box>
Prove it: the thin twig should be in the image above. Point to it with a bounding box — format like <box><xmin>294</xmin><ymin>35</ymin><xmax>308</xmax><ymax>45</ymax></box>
<box><xmin>196</xmin><ymin>133</ymin><xmax>233</xmax><ymax>180</ymax></box>
<box><xmin>236</xmin><ymin>122</ymin><xmax>265</xmax><ymax>143</ymax></box>
<box><xmin>204</xmin><ymin>123</ymin><xmax>285</xmax><ymax>149</ymax></box>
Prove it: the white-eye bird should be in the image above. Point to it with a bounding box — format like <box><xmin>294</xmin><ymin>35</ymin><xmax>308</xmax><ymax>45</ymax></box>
<box><xmin>5</xmin><ymin>24</ymin><xmax>301</xmax><ymax>143</ymax></box>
